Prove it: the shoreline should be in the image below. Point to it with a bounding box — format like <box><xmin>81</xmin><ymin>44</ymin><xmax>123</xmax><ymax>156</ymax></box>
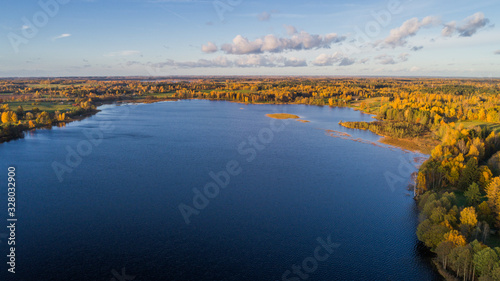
<box><xmin>338</xmin><ymin>121</ymin><xmax>438</xmax><ymax>155</ymax></box>
<box><xmin>0</xmin><ymin>108</ymin><xmax>100</xmax><ymax>143</ymax></box>
<box><xmin>0</xmin><ymin>97</ymin><xmax>176</xmax><ymax>144</ymax></box>
<box><xmin>431</xmin><ymin>258</ymin><xmax>460</xmax><ymax>281</ymax></box>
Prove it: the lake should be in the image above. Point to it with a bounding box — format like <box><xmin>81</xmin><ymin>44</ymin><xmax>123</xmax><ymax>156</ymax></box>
<box><xmin>0</xmin><ymin>100</ymin><xmax>441</xmax><ymax>280</ymax></box>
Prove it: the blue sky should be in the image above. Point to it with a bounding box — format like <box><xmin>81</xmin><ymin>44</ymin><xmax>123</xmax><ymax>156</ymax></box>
<box><xmin>1</xmin><ymin>0</ymin><xmax>499</xmax><ymax>77</ymax></box>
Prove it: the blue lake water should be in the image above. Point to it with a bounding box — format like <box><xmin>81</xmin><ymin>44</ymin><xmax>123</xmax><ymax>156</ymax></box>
<box><xmin>0</xmin><ymin>100</ymin><xmax>441</xmax><ymax>280</ymax></box>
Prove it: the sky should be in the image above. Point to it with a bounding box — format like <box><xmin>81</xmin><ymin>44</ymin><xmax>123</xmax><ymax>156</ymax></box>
<box><xmin>0</xmin><ymin>0</ymin><xmax>499</xmax><ymax>77</ymax></box>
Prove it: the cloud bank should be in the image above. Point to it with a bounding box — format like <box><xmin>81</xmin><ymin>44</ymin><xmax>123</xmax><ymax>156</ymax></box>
<box><xmin>203</xmin><ymin>28</ymin><xmax>346</xmax><ymax>55</ymax></box>
<box><xmin>150</xmin><ymin>55</ymin><xmax>308</xmax><ymax>68</ymax></box>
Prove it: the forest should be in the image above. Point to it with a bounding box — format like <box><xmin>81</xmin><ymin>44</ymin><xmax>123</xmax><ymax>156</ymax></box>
<box><xmin>1</xmin><ymin>77</ymin><xmax>500</xmax><ymax>279</ymax></box>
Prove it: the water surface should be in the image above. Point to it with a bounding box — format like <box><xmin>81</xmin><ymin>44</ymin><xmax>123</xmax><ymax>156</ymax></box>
<box><xmin>0</xmin><ymin>100</ymin><xmax>441</xmax><ymax>280</ymax></box>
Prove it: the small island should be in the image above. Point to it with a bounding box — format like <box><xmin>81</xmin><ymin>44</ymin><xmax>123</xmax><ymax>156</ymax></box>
<box><xmin>266</xmin><ymin>113</ymin><xmax>300</xmax><ymax>119</ymax></box>
<box><xmin>266</xmin><ymin>113</ymin><xmax>311</xmax><ymax>123</ymax></box>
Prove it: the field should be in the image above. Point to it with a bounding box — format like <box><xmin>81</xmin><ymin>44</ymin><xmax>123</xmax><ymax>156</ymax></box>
<box><xmin>350</xmin><ymin>97</ymin><xmax>384</xmax><ymax>113</ymax></box>
<box><xmin>5</xmin><ymin>101</ymin><xmax>77</xmax><ymax>113</ymax></box>
<box><xmin>458</xmin><ymin>120</ymin><xmax>500</xmax><ymax>133</ymax></box>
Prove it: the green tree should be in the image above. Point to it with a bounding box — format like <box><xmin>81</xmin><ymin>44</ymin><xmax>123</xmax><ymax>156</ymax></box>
<box><xmin>477</xmin><ymin>202</ymin><xmax>493</xmax><ymax>225</ymax></box>
<box><xmin>459</xmin><ymin>157</ymin><xmax>481</xmax><ymax>190</ymax></box>
<box><xmin>430</xmin><ymin>206</ymin><xmax>447</xmax><ymax>224</ymax></box>
<box><xmin>490</xmin><ymin>267</ymin><xmax>500</xmax><ymax>281</ymax></box>
<box><xmin>449</xmin><ymin>245</ymin><xmax>474</xmax><ymax>280</ymax></box>
<box><xmin>488</xmin><ymin>152</ymin><xmax>500</xmax><ymax>176</ymax></box>
<box><xmin>16</xmin><ymin>105</ymin><xmax>23</xmax><ymax>116</ymax></box>
<box><xmin>474</xmin><ymin>247</ymin><xmax>499</xmax><ymax>277</ymax></box>
<box><xmin>465</xmin><ymin>182</ymin><xmax>481</xmax><ymax>206</ymax></box>
<box><xmin>436</xmin><ymin>241</ymin><xmax>455</xmax><ymax>270</ymax></box>
<box><xmin>417</xmin><ymin>219</ymin><xmax>449</xmax><ymax>250</ymax></box>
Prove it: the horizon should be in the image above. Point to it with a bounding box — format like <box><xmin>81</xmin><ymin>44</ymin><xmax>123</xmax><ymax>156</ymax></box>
<box><xmin>2</xmin><ymin>75</ymin><xmax>500</xmax><ymax>79</ymax></box>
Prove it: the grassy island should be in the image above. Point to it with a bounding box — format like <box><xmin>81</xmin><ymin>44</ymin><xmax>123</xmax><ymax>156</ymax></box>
<box><xmin>265</xmin><ymin>113</ymin><xmax>300</xmax><ymax>119</ymax></box>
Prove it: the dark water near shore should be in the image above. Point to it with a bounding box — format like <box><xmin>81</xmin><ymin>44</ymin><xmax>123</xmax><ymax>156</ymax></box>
<box><xmin>0</xmin><ymin>100</ymin><xmax>441</xmax><ymax>280</ymax></box>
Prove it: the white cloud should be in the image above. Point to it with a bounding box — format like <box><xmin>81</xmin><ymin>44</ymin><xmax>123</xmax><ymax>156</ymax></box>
<box><xmin>152</xmin><ymin>56</ymin><xmax>231</xmax><ymax>68</ymax></box>
<box><xmin>261</xmin><ymin>34</ymin><xmax>282</xmax><ymax>52</ymax></box>
<box><xmin>312</xmin><ymin>53</ymin><xmax>343</xmax><ymax>66</ymax></box>
<box><xmin>282</xmin><ymin>57</ymin><xmax>307</xmax><ymax>67</ymax></box>
<box><xmin>151</xmin><ymin>55</ymin><xmax>308</xmax><ymax>68</ymax></box>
<box><xmin>53</xmin><ymin>33</ymin><xmax>71</xmax><ymax>40</ymax></box>
<box><xmin>443</xmin><ymin>12</ymin><xmax>490</xmax><ymax>37</ymax></box>
<box><xmin>104</xmin><ymin>50</ymin><xmax>141</xmax><ymax>57</ymax></box>
<box><xmin>235</xmin><ymin>54</ymin><xmax>275</xmax><ymax>67</ymax></box>
<box><xmin>398</xmin><ymin>53</ymin><xmax>409</xmax><ymax>62</ymax></box>
<box><xmin>339</xmin><ymin>57</ymin><xmax>356</xmax><ymax>66</ymax></box>
<box><xmin>125</xmin><ymin>61</ymin><xmax>141</xmax><ymax>67</ymax></box>
<box><xmin>384</xmin><ymin>16</ymin><xmax>440</xmax><ymax>47</ymax></box>
<box><xmin>441</xmin><ymin>21</ymin><xmax>456</xmax><ymax>37</ymax></box>
<box><xmin>220</xmin><ymin>31</ymin><xmax>346</xmax><ymax>55</ymax></box>
<box><xmin>221</xmin><ymin>35</ymin><xmax>262</xmax><ymax>54</ymax></box>
<box><xmin>258</xmin><ymin>11</ymin><xmax>271</xmax><ymax>21</ymax></box>
<box><xmin>284</xmin><ymin>25</ymin><xmax>298</xmax><ymax>36</ymax></box>
<box><xmin>375</xmin><ymin>53</ymin><xmax>409</xmax><ymax>65</ymax></box>
<box><xmin>375</xmin><ymin>54</ymin><xmax>396</xmax><ymax>65</ymax></box>
<box><xmin>495</xmin><ymin>50</ymin><xmax>500</xmax><ymax>55</ymax></box>
<box><xmin>201</xmin><ymin>42</ymin><xmax>218</xmax><ymax>53</ymax></box>
<box><xmin>458</xmin><ymin>12</ymin><xmax>490</xmax><ymax>37</ymax></box>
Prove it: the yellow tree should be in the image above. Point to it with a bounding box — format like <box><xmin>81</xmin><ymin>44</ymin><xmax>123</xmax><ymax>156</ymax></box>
<box><xmin>1</xmin><ymin>111</ymin><xmax>18</xmax><ymax>123</ymax></box>
<box><xmin>460</xmin><ymin>207</ymin><xmax>478</xmax><ymax>227</ymax></box>
<box><xmin>486</xmin><ymin>177</ymin><xmax>500</xmax><ymax>210</ymax></box>
<box><xmin>444</xmin><ymin>230</ymin><xmax>467</xmax><ymax>247</ymax></box>
<box><xmin>0</xmin><ymin>112</ymin><xmax>6</xmax><ymax>123</ymax></box>
<box><xmin>57</xmin><ymin>113</ymin><xmax>66</xmax><ymax>121</ymax></box>
<box><xmin>35</xmin><ymin>111</ymin><xmax>51</xmax><ymax>125</ymax></box>
<box><xmin>10</xmin><ymin>111</ymin><xmax>18</xmax><ymax>123</ymax></box>
<box><xmin>479</xmin><ymin>166</ymin><xmax>493</xmax><ymax>188</ymax></box>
